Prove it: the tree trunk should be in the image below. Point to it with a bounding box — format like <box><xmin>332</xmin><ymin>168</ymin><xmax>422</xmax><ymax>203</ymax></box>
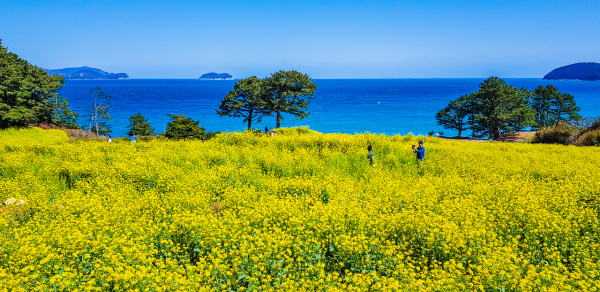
<box><xmin>493</xmin><ymin>131</ymin><xmax>500</xmax><ymax>141</ymax></box>
<box><xmin>95</xmin><ymin>114</ymin><xmax>99</xmax><ymax>135</ymax></box>
<box><xmin>276</xmin><ymin>111</ymin><xmax>281</xmax><ymax>128</ymax></box>
<box><xmin>94</xmin><ymin>99</ymin><xmax>99</xmax><ymax>135</ymax></box>
<box><xmin>247</xmin><ymin>108</ymin><xmax>253</xmax><ymax>131</ymax></box>
<box><xmin>458</xmin><ymin>128</ymin><xmax>462</xmax><ymax>137</ymax></box>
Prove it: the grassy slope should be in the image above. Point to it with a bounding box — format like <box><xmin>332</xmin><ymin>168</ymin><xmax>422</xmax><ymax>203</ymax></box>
<box><xmin>0</xmin><ymin>128</ymin><xmax>599</xmax><ymax>291</ymax></box>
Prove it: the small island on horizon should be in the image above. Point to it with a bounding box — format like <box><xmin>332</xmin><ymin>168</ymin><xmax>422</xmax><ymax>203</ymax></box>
<box><xmin>543</xmin><ymin>62</ymin><xmax>600</xmax><ymax>81</ymax></box>
<box><xmin>199</xmin><ymin>72</ymin><xmax>233</xmax><ymax>80</ymax></box>
<box><xmin>44</xmin><ymin>66</ymin><xmax>129</xmax><ymax>80</ymax></box>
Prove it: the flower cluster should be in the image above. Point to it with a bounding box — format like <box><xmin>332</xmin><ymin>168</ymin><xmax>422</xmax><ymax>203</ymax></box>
<box><xmin>0</xmin><ymin>128</ymin><xmax>599</xmax><ymax>291</ymax></box>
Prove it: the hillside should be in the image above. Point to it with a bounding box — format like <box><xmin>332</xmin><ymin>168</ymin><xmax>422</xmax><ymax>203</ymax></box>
<box><xmin>1</xmin><ymin>128</ymin><xmax>600</xmax><ymax>290</ymax></box>
<box><xmin>44</xmin><ymin>66</ymin><xmax>129</xmax><ymax>80</ymax></box>
<box><xmin>543</xmin><ymin>62</ymin><xmax>600</xmax><ymax>81</ymax></box>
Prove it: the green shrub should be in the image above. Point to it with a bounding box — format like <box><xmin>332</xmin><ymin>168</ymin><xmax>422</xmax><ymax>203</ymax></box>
<box><xmin>574</xmin><ymin>128</ymin><xmax>600</xmax><ymax>146</ymax></box>
<box><xmin>532</xmin><ymin>123</ymin><xmax>579</xmax><ymax>145</ymax></box>
<box><xmin>165</xmin><ymin>115</ymin><xmax>206</xmax><ymax>140</ymax></box>
<box><xmin>127</xmin><ymin>113</ymin><xmax>154</xmax><ymax>136</ymax></box>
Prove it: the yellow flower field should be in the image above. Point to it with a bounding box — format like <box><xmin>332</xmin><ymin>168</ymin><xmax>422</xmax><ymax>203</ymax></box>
<box><xmin>1</xmin><ymin>127</ymin><xmax>599</xmax><ymax>291</ymax></box>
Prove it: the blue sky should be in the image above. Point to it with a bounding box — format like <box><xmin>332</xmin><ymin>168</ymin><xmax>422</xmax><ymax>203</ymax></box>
<box><xmin>1</xmin><ymin>0</ymin><xmax>598</xmax><ymax>79</ymax></box>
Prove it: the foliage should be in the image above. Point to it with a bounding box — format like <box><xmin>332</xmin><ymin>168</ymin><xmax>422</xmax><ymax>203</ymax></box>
<box><xmin>0</xmin><ymin>39</ymin><xmax>78</xmax><ymax>129</ymax></box>
<box><xmin>435</xmin><ymin>94</ymin><xmax>470</xmax><ymax>137</ymax></box>
<box><xmin>203</xmin><ymin>130</ymin><xmax>221</xmax><ymax>140</ymax></box>
<box><xmin>126</xmin><ymin>112</ymin><xmax>154</xmax><ymax>136</ymax></box>
<box><xmin>83</xmin><ymin>87</ymin><xmax>112</xmax><ymax>135</ymax></box>
<box><xmin>571</xmin><ymin>117</ymin><xmax>600</xmax><ymax>146</ymax></box>
<box><xmin>533</xmin><ymin>117</ymin><xmax>600</xmax><ymax>146</ymax></box>
<box><xmin>217</xmin><ymin>76</ymin><xmax>270</xmax><ymax>130</ymax></box>
<box><xmin>1</xmin><ymin>129</ymin><xmax>600</xmax><ymax>290</ymax></box>
<box><xmin>164</xmin><ymin>114</ymin><xmax>205</xmax><ymax>140</ymax></box>
<box><xmin>469</xmin><ymin>77</ymin><xmax>536</xmax><ymax>140</ymax></box>
<box><xmin>532</xmin><ymin>122</ymin><xmax>579</xmax><ymax>144</ymax></box>
<box><xmin>50</xmin><ymin>95</ymin><xmax>80</xmax><ymax>129</ymax></box>
<box><xmin>440</xmin><ymin>79</ymin><xmax>583</xmax><ymax>140</ymax></box>
<box><xmin>573</xmin><ymin>128</ymin><xmax>600</xmax><ymax>146</ymax></box>
<box><xmin>263</xmin><ymin>70</ymin><xmax>317</xmax><ymax>128</ymax></box>
<box><xmin>531</xmin><ymin>85</ymin><xmax>581</xmax><ymax>129</ymax></box>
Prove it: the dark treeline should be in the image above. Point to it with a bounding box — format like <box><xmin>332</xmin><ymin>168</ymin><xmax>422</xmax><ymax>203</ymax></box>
<box><xmin>0</xmin><ymin>40</ymin><xmax>79</xmax><ymax>129</ymax></box>
<box><xmin>436</xmin><ymin>77</ymin><xmax>581</xmax><ymax>140</ymax></box>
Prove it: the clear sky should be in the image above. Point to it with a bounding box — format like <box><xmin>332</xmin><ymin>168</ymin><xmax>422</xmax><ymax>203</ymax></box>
<box><xmin>1</xmin><ymin>0</ymin><xmax>599</xmax><ymax>79</ymax></box>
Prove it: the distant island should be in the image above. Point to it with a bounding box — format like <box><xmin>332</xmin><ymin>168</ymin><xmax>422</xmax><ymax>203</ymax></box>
<box><xmin>543</xmin><ymin>62</ymin><xmax>600</xmax><ymax>81</ymax></box>
<box><xmin>199</xmin><ymin>73</ymin><xmax>233</xmax><ymax>80</ymax></box>
<box><xmin>44</xmin><ymin>66</ymin><xmax>129</xmax><ymax>80</ymax></box>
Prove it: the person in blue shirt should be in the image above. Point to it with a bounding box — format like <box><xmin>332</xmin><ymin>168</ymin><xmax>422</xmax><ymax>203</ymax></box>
<box><xmin>367</xmin><ymin>145</ymin><xmax>375</xmax><ymax>166</ymax></box>
<box><xmin>412</xmin><ymin>141</ymin><xmax>425</xmax><ymax>165</ymax></box>
<box><xmin>128</xmin><ymin>131</ymin><xmax>137</xmax><ymax>142</ymax></box>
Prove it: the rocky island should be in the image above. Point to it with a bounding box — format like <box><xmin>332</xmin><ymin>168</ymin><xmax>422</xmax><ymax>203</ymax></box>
<box><xmin>543</xmin><ymin>62</ymin><xmax>600</xmax><ymax>81</ymax></box>
<box><xmin>199</xmin><ymin>73</ymin><xmax>233</xmax><ymax>80</ymax></box>
<box><xmin>44</xmin><ymin>66</ymin><xmax>129</xmax><ymax>80</ymax></box>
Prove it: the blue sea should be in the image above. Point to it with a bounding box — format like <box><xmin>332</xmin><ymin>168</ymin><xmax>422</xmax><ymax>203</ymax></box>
<box><xmin>58</xmin><ymin>79</ymin><xmax>600</xmax><ymax>137</ymax></box>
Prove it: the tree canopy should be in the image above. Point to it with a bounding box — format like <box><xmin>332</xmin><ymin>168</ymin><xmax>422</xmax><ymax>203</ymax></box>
<box><xmin>217</xmin><ymin>70</ymin><xmax>317</xmax><ymax>129</ymax></box>
<box><xmin>435</xmin><ymin>94</ymin><xmax>470</xmax><ymax>137</ymax></box>
<box><xmin>437</xmin><ymin>77</ymin><xmax>541</xmax><ymax>140</ymax></box>
<box><xmin>127</xmin><ymin>112</ymin><xmax>154</xmax><ymax>136</ymax></box>
<box><xmin>531</xmin><ymin>85</ymin><xmax>581</xmax><ymax>129</ymax></box>
<box><xmin>84</xmin><ymin>87</ymin><xmax>112</xmax><ymax>135</ymax></box>
<box><xmin>0</xmin><ymin>39</ymin><xmax>78</xmax><ymax>129</ymax></box>
<box><xmin>262</xmin><ymin>70</ymin><xmax>317</xmax><ymax>128</ymax></box>
<box><xmin>437</xmin><ymin>77</ymin><xmax>582</xmax><ymax>139</ymax></box>
<box><xmin>217</xmin><ymin>76</ymin><xmax>270</xmax><ymax>130</ymax></box>
<box><xmin>469</xmin><ymin>77</ymin><xmax>534</xmax><ymax>139</ymax></box>
<box><xmin>165</xmin><ymin>114</ymin><xmax>206</xmax><ymax>140</ymax></box>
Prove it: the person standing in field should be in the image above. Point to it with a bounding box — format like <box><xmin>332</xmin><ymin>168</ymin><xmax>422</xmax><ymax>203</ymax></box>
<box><xmin>412</xmin><ymin>141</ymin><xmax>425</xmax><ymax>165</ymax></box>
<box><xmin>128</xmin><ymin>131</ymin><xmax>137</xmax><ymax>142</ymax></box>
<box><xmin>367</xmin><ymin>145</ymin><xmax>375</xmax><ymax>166</ymax></box>
<box><xmin>107</xmin><ymin>134</ymin><xmax>112</xmax><ymax>143</ymax></box>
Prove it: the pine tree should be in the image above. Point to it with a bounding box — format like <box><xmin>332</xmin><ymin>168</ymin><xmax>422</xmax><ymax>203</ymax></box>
<box><xmin>263</xmin><ymin>70</ymin><xmax>317</xmax><ymax>128</ymax></box>
<box><xmin>436</xmin><ymin>94</ymin><xmax>470</xmax><ymax>137</ymax></box>
<box><xmin>165</xmin><ymin>114</ymin><xmax>205</xmax><ymax>140</ymax></box>
<box><xmin>85</xmin><ymin>87</ymin><xmax>113</xmax><ymax>135</ymax></box>
<box><xmin>0</xmin><ymin>39</ymin><xmax>78</xmax><ymax>128</ymax></box>
<box><xmin>217</xmin><ymin>77</ymin><xmax>270</xmax><ymax>130</ymax></box>
<box><xmin>470</xmin><ymin>77</ymin><xmax>535</xmax><ymax>140</ymax></box>
<box><xmin>127</xmin><ymin>112</ymin><xmax>154</xmax><ymax>136</ymax></box>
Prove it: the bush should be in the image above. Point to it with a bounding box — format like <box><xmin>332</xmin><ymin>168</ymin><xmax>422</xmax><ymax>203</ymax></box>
<box><xmin>127</xmin><ymin>113</ymin><xmax>154</xmax><ymax>136</ymax></box>
<box><xmin>533</xmin><ymin>117</ymin><xmax>600</xmax><ymax>146</ymax></box>
<box><xmin>532</xmin><ymin>123</ymin><xmax>579</xmax><ymax>145</ymax></box>
<box><xmin>573</xmin><ymin>129</ymin><xmax>600</xmax><ymax>146</ymax></box>
<box><xmin>591</xmin><ymin>117</ymin><xmax>600</xmax><ymax>131</ymax></box>
<box><xmin>165</xmin><ymin>115</ymin><xmax>205</xmax><ymax>140</ymax></box>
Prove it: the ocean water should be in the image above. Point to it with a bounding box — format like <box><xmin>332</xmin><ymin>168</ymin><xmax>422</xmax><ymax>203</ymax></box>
<box><xmin>58</xmin><ymin>79</ymin><xmax>600</xmax><ymax>137</ymax></box>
